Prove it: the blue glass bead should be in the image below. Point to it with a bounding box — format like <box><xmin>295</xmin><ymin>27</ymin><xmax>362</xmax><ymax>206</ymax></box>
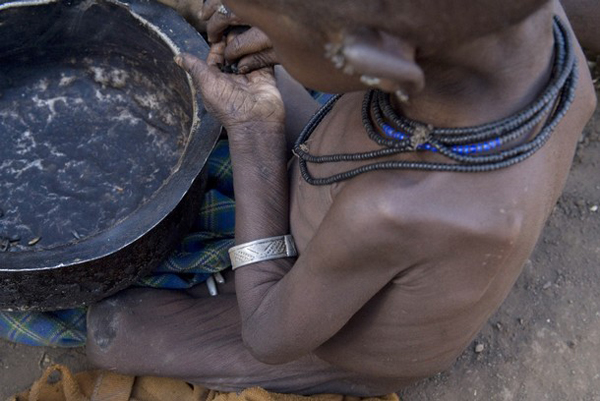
<box><xmin>382</xmin><ymin>124</ymin><xmax>408</xmax><ymax>141</ymax></box>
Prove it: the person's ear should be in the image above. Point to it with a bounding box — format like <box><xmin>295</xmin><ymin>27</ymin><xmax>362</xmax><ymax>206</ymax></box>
<box><xmin>325</xmin><ymin>27</ymin><xmax>425</xmax><ymax>102</ymax></box>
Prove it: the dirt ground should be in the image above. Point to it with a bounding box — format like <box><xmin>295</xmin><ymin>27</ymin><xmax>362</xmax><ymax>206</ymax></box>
<box><xmin>1</xmin><ymin>87</ymin><xmax>599</xmax><ymax>401</ymax></box>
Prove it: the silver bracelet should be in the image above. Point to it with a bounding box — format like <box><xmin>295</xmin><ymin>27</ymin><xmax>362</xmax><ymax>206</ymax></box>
<box><xmin>228</xmin><ymin>235</ymin><xmax>298</xmax><ymax>270</ymax></box>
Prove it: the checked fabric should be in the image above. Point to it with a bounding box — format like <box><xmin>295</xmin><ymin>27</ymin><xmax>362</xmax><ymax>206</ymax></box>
<box><xmin>0</xmin><ymin>140</ymin><xmax>235</xmax><ymax>347</ymax></box>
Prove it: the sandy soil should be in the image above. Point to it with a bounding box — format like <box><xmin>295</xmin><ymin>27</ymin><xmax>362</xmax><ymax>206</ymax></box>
<box><xmin>1</xmin><ymin>88</ymin><xmax>599</xmax><ymax>401</ymax></box>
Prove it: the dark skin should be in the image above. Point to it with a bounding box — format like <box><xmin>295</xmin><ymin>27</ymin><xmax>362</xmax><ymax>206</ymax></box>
<box><xmin>161</xmin><ymin>0</ymin><xmax>600</xmax><ymax>71</ymax></box>
<box><xmin>162</xmin><ymin>0</ymin><xmax>600</xmax><ymax>149</ymax></box>
<box><xmin>561</xmin><ymin>0</ymin><xmax>600</xmax><ymax>53</ymax></box>
<box><xmin>87</xmin><ymin>0</ymin><xmax>597</xmax><ymax>395</ymax></box>
<box><xmin>154</xmin><ymin>0</ymin><xmax>206</xmax><ymax>31</ymax></box>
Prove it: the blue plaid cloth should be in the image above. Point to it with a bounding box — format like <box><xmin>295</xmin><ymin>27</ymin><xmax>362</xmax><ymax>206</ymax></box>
<box><xmin>0</xmin><ymin>140</ymin><xmax>235</xmax><ymax>347</ymax></box>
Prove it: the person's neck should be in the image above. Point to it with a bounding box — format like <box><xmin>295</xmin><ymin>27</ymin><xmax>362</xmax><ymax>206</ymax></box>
<box><xmin>398</xmin><ymin>4</ymin><xmax>555</xmax><ymax>128</ymax></box>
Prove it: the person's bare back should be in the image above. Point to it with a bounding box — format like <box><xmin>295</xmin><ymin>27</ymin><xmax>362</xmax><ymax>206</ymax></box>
<box><xmin>289</xmin><ymin>0</ymin><xmax>595</xmax><ymax>380</ymax></box>
<box><xmin>86</xmin><ymin>0</ymin><xmax>596</xmax><ymax>396</ymax></box>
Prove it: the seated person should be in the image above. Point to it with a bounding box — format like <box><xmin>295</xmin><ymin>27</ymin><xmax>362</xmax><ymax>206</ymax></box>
<box><xmin>86</xmin><ymin>0</ymin><xmax>596</xmax><ymax>396</ymax></box>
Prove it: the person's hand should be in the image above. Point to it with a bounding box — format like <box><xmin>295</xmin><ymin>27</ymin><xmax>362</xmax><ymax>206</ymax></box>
<box><xmin>199</xmin><ymin>0</ymin><xmax>278</xmax><ymax>73</ymax></box>
<box><xmin>174</xmin><ymin>53</ymin><xmax>284</xmax><ymax>133</ymax></box>
<box><xmin>224</xmin><ymin>27</ymin><xmax>278</xmax><ymax>74</ymax></box>
<box><xmin>199</xmin><ymin>0</ymin><xmax>245</xmax><ymax>43</ymax></box>
<box><xmin>155</xmin><ymin>0</ymin><xmax>206</xmax><ymax>32</ymax></box>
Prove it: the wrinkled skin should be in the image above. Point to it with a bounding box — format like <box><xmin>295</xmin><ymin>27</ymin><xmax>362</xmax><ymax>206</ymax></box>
<box><xmin>199</xmin><ymin>0</ymin><xmax>277</xmax><ymax>73</ymax></box>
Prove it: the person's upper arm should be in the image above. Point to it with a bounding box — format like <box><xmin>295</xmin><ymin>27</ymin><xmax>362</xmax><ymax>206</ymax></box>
<box><xmin>238</xmin><ymin>182</ymin><xmax>410</xmax><ymax>364</ymax></box>
<box><xmin>274</xmin><ymin>66</ymin><xmax>320</xmax><ymax>154</ymax></box>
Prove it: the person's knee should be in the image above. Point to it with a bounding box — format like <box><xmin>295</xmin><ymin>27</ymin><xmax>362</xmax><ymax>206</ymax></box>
<box><xmin>86</xmin><ymin>294</ymin><xmax>129</xmax><ymax>369</ymax></box>
<box><xmin>86</xmin><ymin>288</ymin><xmax>157</xmax><ymax>370</ymax></box>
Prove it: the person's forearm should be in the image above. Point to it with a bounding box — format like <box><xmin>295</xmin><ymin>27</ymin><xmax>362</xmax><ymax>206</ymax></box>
<box><xmin>228</xmin><ymin>123</ymin><xmax>289</xmax><ymax>242</ymax></box>
<box><xmin>173</xmin><ymin>51</ymin><xmax>305</xmax><ymax>361</ymax></box>
<box><xmin>228</xmin><ymin>124</ymin><xmax>296</xmax><ymax>355</ymax></box>
<box><xmin>229</xmin><ymin>123</ymin><xmax>337</xmax><ymax>363</ymax></box>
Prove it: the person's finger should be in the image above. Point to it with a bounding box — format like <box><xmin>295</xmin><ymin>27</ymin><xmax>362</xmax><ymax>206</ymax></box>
<box><xmin>206</xmin><ymin>12</ymin><xmax>244</xmax><ymax>43</ymax></box>
<box><xmin>155</xmin><ymin>0</ymin><xmax>206</xmax><ymax>32</ymax></box>
<box><xmin>175</xmin><ymin>53</ymin><xmax>249</xmax><ymax>100</ymax></box>
<box><xmin>198</xmin><ymin>0</ymin><xmax>220</xmax><ymax>21</ymax></box>
<box><xmin>174</xmin><ymin>53</ymin><xmax>220</xmax><ymax>89</ymax></box>
<box><xmin>224</xmin><ymin>27</ymin><xmax>271</xmax><ymax>62</ymax></box>
<box><xmin>225</xmin><ymin>27</ymin><xmax>249</xmax><ymax>46</ymax></box>
<box><xmin>191</xmin><ymin>19</ymin><xmax>208</xmax><ymax>33</ymax></box>
<box><xmin>237</xmin><ymin>49</ymin><xmax>278</xmax><ymax>74</ymax></box>
<box><xmin>246</xmin><ymin>67</ymin><xmax>277</xmax><ymax>86</ymax></box>
<box><xmin>207</xmin><ymin>40</ymin><xmax>227</xmax><ymax>67</ymax></box>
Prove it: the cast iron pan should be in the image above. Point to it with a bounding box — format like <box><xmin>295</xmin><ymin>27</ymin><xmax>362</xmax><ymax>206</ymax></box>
<box><xmin>0</xmin><ymin>0</ymin><xmax>221</xmax><ymax>310</ymax></box>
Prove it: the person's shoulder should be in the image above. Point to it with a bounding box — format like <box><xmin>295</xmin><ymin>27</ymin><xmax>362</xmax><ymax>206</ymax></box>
<box><xmin>330</xmin><ymin>170</ymin><xmax>527</xmax><ymax>261</ymax></box>
<box><xmin>329</xmin><ymin>172</ymin><xmax>417</xmax><ymax>233</ymax></box>
<box><xmin>326</xmin><ymin>92</ymin><xmax>366</xmax><ymax>118</ymax></box>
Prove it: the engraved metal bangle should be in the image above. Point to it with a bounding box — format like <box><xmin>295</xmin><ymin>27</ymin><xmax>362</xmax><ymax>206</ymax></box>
<box><xmin>228</xmin><ymin>235</ymin><xmax>298</xmax><ymax>270</ymax></box>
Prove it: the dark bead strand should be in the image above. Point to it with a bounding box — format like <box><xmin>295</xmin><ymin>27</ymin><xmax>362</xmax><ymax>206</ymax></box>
<box><xmin>380</xmin><ymin>89</ymin><xmax>558</xmax><ymax>146</ymax></box>
<box><xmin>293</xmin><ymin>94</ymin><xmax>404</xmax><ymax>163</ymax></box>
<box><xmin>367</xmin><ymin>90</ymin><xmax>413</xmax><ymax>150</ymax></box>
<box><xmin>371</xmin><ymin>84</ymin><xmax>558</xmax><ymax>157</ymax></box>
<box><xmin>298</xmin><ymin>80</ymin><xmax>577</xmax><ymax>186</ymax></box>
<box><xmin>377</xmin><ymin>18</ymin><xmax>573</xmax><ymax>144</ymax></box>
<box><xmin>294</xmin><ymin>16</ymin><xmax>578</xmax><ymax>186</ymax></box>
<box><xmin>371</xmin><ymin>90</ymin><xmax>557</xmax><ymax>152</ymax></box>
<box><xmin>430</xmin><ymin>64</ymin><xmax>578</xmax><ymax>165</ymax></box>
<box><xmin>376</xmin><ymin>20</ymin><xmax>570</xmax><ymax>144</ymax></box>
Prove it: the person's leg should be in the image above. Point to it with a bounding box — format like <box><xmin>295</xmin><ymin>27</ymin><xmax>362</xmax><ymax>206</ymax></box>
<box><xmin>562</xmin><ymin>0</ymin><xmax>600</xmax><ymax>53</ymax></box>
<box><xmin>85</xmin><ymin>287</ymin><xmax>392</xmax><ymax>396</ymax></box>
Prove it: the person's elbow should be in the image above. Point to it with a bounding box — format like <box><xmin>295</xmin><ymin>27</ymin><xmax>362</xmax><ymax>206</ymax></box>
<box><xmin>242</xmin><ymin>327</ymin><xmax>308</xmax><ymax>365</ymax></box>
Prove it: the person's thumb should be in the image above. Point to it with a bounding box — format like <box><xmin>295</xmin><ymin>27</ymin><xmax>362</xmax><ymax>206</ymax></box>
<box><xmin>174</xmin><ymin>53</ymin><xmax>215</xmax><ymax>88</ymax></box>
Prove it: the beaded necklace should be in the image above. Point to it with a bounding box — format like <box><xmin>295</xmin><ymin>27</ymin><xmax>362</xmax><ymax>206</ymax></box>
<box><xmin>293</xmin><ymin>17</ymin><xmax>578</xmax><ymax>186</ymax></box>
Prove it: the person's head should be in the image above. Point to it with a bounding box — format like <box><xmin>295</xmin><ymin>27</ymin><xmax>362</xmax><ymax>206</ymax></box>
<box><xmin>223</xmin><ymin>0</ymin><xmax>551</xmax><ymax>94</ymax></box>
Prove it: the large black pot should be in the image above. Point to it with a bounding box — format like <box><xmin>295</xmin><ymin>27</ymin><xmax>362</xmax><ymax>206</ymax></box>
<box><xmin>0</xmin><ymin>0</ymin><xmax>221</xmax><ymax>310</ymax></box>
